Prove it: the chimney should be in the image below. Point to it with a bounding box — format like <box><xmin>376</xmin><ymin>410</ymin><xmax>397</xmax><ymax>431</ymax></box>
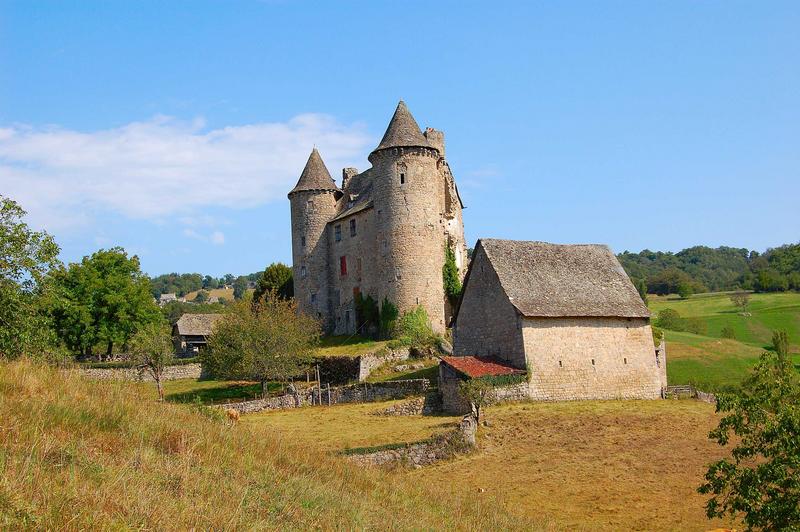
<box><xmin>424</xmin><ymin>128</ymin><xmax>445</xmax><ymax>158</ymax></box>
<box><xmin>342</xmin><ymin>168</ymin><xmax>358</xmax><ymax>190</ymax></box>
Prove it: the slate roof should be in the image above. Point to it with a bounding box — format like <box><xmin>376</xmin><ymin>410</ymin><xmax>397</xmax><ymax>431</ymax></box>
<box><xmin>441</xmin><ymin>356</ymin><xmax>526</xmax><ymax>378</ymax></box>
<box><xmin>371</xmin><ymin>100</ymin><xmax>433</xmax><ymax>154</ymax></box>
<box><xmin>174</xmin><ymin>313</ymin><xmax>224</xmax><ymax>336</ymax></box>
<box><xmin>288</xmin><ymin>148</ymin><xmax>341</xmax><ymax>196</ymax></box>
<box><xmin>477</xmin><ymin>239</ymin><xmax>650</xmax><ymax>318</ymax></box>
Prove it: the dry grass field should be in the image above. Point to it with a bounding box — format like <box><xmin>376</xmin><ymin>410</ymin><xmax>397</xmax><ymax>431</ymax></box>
<box><xmin>250</xmin><ymin>399</ymin><xmax>737</xmax><ymax>531</ymax></box>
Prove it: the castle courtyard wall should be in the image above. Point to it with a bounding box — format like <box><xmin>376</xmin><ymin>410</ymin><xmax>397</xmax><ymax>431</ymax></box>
<box><xmin>523</xmin><ymin>317</ymin><xmax>662</xmax><ymax>401</ymax></box>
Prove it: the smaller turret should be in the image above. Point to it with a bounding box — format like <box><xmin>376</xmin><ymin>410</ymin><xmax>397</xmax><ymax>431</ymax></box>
<box><xmin>288</xmin><ymin>149</ymin><xmax>340</xmax><ymax>327</ymax></box>
<box><xmin>423</xmin><ymin>128</ymin><xmax>445</xmax><ymax>158</ymax></box>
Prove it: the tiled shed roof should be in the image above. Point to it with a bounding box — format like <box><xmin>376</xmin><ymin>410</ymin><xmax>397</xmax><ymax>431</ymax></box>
<box><xmin>174</xmin><ymin>313</ymin><xmax>224</xmax><ymax>336</ymax></box>
<box><xmin>441</xmin><ymin>356</ymin><xmax>526</xmax><ymax>379</ymax></box>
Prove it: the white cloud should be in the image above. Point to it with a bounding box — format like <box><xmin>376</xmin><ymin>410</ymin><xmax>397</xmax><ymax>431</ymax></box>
<box><xmin>210</xmin><ymin>231</ymin><xmax>225</xmax><ymax>246</ymax></box>
<box><xmin>0</xmin><ymin>114</ymin><xmax>372</xmax><ymax>231</ymax></box>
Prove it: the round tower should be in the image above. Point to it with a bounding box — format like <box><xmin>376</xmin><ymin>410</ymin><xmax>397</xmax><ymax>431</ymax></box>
<box><xmin>288</xmin><ymin>148</ymin><xmax>340</xmax><ymax>330</ymax></box>
<box><xmin>369</xmin><ymin>101</ymin><xmax>447</xmax><ymax>332</ymax></box>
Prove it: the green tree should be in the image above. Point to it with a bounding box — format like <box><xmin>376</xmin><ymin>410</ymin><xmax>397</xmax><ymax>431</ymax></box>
<box><xmin>194</xmin><ymin>290</ymin><xmax>209</xmax><ymax>304</ymax></box>
<box><xmin>458</xmin><ymin>378</ymin><xmax>494</xmax><ymax>423</ymax></box>
<box><xmin>677</xmin><ymin>281</ymin><xmax>693</xmax><ymax>299</ymax></box>
<box><xmin>127</xmin><ymin>321</ymin><xmax>174</xmax><ymax>401</ymax></box>
<box><xmin>202</xmin><ymin>275</ymin><xmax>219</xmax><ymax>290</ymax></box>
<box><xmin>729</xmin><ymin>291</ymin><xmax>750</xmax><ymax>315</ymax></box>
<box><xmin>699</xmin><ymin>331</ymin><xmax>800</xmax><ymax>529</ymax></box>
<box><xmin>48</xmin><ymin>248</ymin><xmax>160</xmax><ymax>358</ymax></box>
<box><xmin>0</xmin><ymin>195</ymin><xmax>61</xmax><ymax>359</ymax></box>
<box><xmin>443</xmin><ymin>242</ymin><xmax>462</xmax><ymax>307</ymax></box>
<box><xmin>202</xmin><ymin>294</ymin><xmax>319</xmax><ymax>396</ymax></box>
<box><xmin>232</xmin><ymin>276</ymin><xmax>248</xmax><ymax>300</ymax></box>
<box><xmin>253</xmin><ymin>263</ymin><xmax>293</xmax><ymax>303</ymax></box>
<box><xmin>634</xmin><ymin>278</ymin><xmax>648</xmax><ymax>305</ymax></box>
<box><xmin>655</xmin><ymin>308</ymin><xmax>683</xmax><ymax>331</ymax></box>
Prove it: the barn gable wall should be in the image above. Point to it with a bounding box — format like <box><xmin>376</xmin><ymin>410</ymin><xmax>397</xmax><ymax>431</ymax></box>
<box><xmin>453</xmin><ymin>247</ymin><xmax>525</xmax><ymax>368</ymax></box>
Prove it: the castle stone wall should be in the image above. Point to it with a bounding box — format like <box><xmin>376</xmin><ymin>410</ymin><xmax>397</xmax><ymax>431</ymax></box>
<box><xmin>327</xmin><ymin>208</ymin><xmax>378</xmax><ymax>335</ymax></box>
<box><xmin>290</xmin><ymin>189</ymin><xmax>338</xmax><ymax>330</ymax></box>
<box><xmin>523</xmin><ymin>317</ymin><xmax>662</xmax><ymax>401</ymax></box>
<box><xmin>452</xmin><ymin>247</ymin><xmax>526</xmax><ymax>367</ymax></box>
<box><xmin>371</xmin><ymin>148</ymin><xmax>448</xmax><ymax>333</ymax></box>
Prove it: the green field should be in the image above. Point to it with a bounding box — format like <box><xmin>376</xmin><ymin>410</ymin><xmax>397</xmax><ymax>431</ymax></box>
<box><xmin>650</xmin><ymin>292</ymin><xmax>800</xmax><ymax>390</ymax></box>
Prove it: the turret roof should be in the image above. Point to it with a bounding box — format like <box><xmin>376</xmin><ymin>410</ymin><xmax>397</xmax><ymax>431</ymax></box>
<box><xmin>372</xmin><ymin>100</ymin><xmax>433</xmax><ymax>154</ymax></box>
<box><xmin>289</xmin><ymin>148</ymin><xmax>340</xmax><ymax>195</ymax></box>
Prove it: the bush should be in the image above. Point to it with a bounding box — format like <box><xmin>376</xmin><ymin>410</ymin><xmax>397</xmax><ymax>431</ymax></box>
<box><xmin>684</xmin><ymin>317</ymin><xmax>707</xmax><ymax>336</ymax></box>
<box><xmin>721</xmin><ymin>326</ymin><xmax>736</xmax><ymax>340</ymax></box>
<box><xmin>393</xmin><ymin>306</ymin><xmax>437</xmax><ymax>348</ymax></box>
<box><xmin>379</xmin><ymin>298</ymin><xmax>399</xmax><ymax>339</ymax></box>
<box><xmin>652</xmin><ymin>326</ymin><xmax>664</xmax><ymax>344</ymax></box>
<box><xmin>655</xmin><ymin>309</ymin><xmax>683</xmax><ymax>331</ymax></box>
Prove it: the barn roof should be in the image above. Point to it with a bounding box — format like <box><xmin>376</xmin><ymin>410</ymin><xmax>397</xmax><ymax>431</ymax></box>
<box><xmin>477</xmin><ymin>239</ymin><xmax>650</xmax><ymax>318</ymax></box>
<box><xmin>174</xmin><ymin>313</ymin><xmax>224</xmax><ymax>336</ymax></box>
<box><xmin>441</xmin><ymin>356</ymin><xmax>526</xmax><ymax>379</ymax></box>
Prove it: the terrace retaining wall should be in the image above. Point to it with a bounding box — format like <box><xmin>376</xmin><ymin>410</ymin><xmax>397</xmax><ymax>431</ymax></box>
<box><xmin>78</xmin><ymin>363</ymin><xmax>203</xmax><ymax>382</ymax></box>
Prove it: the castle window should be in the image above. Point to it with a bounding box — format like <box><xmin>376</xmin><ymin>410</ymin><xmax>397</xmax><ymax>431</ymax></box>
<box><xmin>300</xmin><ymin>265</ymin><xmax>307</xmax><ymax>278</ymax></box>
<box><xmin>558</xmin><ymin>360</ymin><xmax>562</xmax><ymax>367</ymax></box>
<box><xmin>591</xmin><ymin>359</ymin><xmax>595</xmax><ymax>366</ymax></box>
<box><xmin>624</xmin><ymin>358</ymin><xmax>627</xmax><ymax>364</ymax></box>
<box><xmin>400</xmin><ymin>173</ymin><xmax>405</xmax><ymax>185</ymax></box>
<box><xmin>301</xmin><ymin>236</ymin><xmax>306</xmax><ymax>247</ymax></box>
<box><xmin>334</xmin><ymin>225</ymin><xmax>341</xmax><ymax>242</ymax></box>
<box><xmin>340</xmin><ymin>256</ymin><xmax>347</xmax><ymax>276</ymax></box>
<box><xmin>349</xmin><ymin>218</ymin><xmax>356</xmax><ymax>237</ymax></box>
<box><xmin>311</xmin><ymin>293</ymin><xmax>317</xmax><ymax>304</ymax></box>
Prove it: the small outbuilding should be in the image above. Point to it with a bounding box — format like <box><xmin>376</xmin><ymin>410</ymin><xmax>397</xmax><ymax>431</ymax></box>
<box><xmin>444</xmin><ymin>239</ymin><xmax>666</xmax><ymax>412</ymax></box>
<box><xmin>172</xmin><ymin>313</ymin><xmax>224</xmax><ymax>356</ymax></box>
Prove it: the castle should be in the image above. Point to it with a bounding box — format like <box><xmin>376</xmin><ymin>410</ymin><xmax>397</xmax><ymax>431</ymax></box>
<box><xmin>288</xmin><ymin>101</ymin><xmax>467</xmax><ymax>335</ymax></box>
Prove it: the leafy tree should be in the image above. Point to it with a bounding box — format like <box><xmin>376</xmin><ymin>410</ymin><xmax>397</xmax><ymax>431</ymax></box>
<box><xmin>634</xmin><ymin>278</ymin><xmax>648</xmax><ymax>305</ymax></box>
<box><xmin>721</xmin><ymin>326</ymin><xmax>736</xmax><ymax>340</ymax></box>
<box><xmin>232</xmin><ymin>276</ymin><xmax>248</xmax><ymax>300</ymax></box>
<box><xmin>729</xmin><ymin>291</ymin><xmax>750</xmax><ymax>314</ymax></box>
<box><xmin>655</xmin><ymin>309</ymin><xmax>683</xmax><ymax>331</ymax></box>
<box><xmin>253</xmin><ymin>263</ymin><xmax>293</xmax><ymax>303</ymax></box>
<box><xmin>127</xmin><ymin>321</ymin><xmax>174</xmax><ymax>401</ymax></box>
<box><xmin>202</xmin><ymin>275</ymin><xmax>219</xmax><ymax>290</ymax></box>
<box><xmin>443</xmin><ymin>242</ymin><xmax>462</xmax><ymax>307</ymax></box>
<box><xmin>379</xmin><ymin>297</ymin><xmax>399</xmax><ymax>339</ymax></box>
<box><xmin>677</xmin><ymin>281</ymin><xmax>694</xmax><ymax>299</ymax></box>
<box><xmin>459</xmin><ymin>378</ymin><xmax>494</xmax><ymax>423</ymax></box>
<box><xmin>754</xmin><ymin>269</ymin><xmax>789</xmax><ymax>293</ymax></box>
<box><xmin>0</xmin><ymin>195</ymin><xmax>61</xmax><ymax>359</ymax></box>
<box><xmin>698</xmin><ymin>331</ymin><xmax>800</xmax><ymax>530</ymax></box>
<box><xmin>48</xmin><ymin>248</ymin><xmax>160</xmax><ymax>358</ymax></box>
<box><xmin>150</xmin><ymin>272</ymin><xmax>203</xmax><ymax>298</ymax></box>
<box><xmin>203</xmin><ymin>294</ymin><xmax>319</xmax><ymax>395</ymax></box>
<box><xmin>194</xmin><ymin>290</ymin><xmax>209</xmax><ymax>304</ymax></box>
<box><xmin>223</xmin><ymin>273</ymin><xmax>235</xmax><ymax>286</ymax></box>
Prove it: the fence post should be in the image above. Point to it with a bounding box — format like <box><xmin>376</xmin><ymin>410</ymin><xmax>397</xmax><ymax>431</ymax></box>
<box><xmin>327</xmin><ymin>383</ymin><xmax>331</xmax><ymax>406</ymax></box>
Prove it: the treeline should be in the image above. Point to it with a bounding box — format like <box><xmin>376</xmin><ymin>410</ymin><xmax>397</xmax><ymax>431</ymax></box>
<box><xmin>150</xmin><ymin>272</ymin><xmax>261</xmax><ymax>298</ymax></box>
<box><xmin>618</xmin><ymin>243</ymin><xmax>800</xmax><ymax>296</ymax></box>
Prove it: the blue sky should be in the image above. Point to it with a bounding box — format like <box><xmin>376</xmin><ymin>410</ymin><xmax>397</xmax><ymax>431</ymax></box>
<box><xmin>1</xmin><ymin>1</ymin><xmax>798</xmax><ymax>277</ymax></box>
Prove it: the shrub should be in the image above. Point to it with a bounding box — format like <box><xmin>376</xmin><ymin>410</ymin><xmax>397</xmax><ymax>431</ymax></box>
<box><xmin>394</xmin><ymin>306</ymin><xmax>436</xmax><ymax>347</ymax></box>
<box><xmin>721</xmin><ymin>326</ymin><xmax>736</xmax><ymax>340</ymax></box>
<box><xmin>684</xmin><ymin>317</ymin><xmax>707</xmax><ymax>336</ymax></box>
<box><xmin>651</xmin><ymin>326</ymin><xmax>664</xmax><ymax>344</ymax></box>
<box><xmin>379</xmin><ymin>298</ymin><xmax>399</xmax><ymax>339</ymax></box>
<box><xmin>443</xmin><ymin>242</ymin><xmax>462</xmax><ymax>307</ymax></box>
<box><xmin>655</xmin><ymin>309</ymin><xmax>683</xmax><ymax>331</ymax></box>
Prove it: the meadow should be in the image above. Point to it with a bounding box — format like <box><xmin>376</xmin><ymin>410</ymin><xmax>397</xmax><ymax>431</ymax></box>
<box><xmin>650</xmin><ymin>292</ymin><xmax>800</xmax><ymax>390</ymax></box>
<box><xmin>0</xmin><ymin>359</ymin><xmax>532</xmax><ymax>530</ymax></box>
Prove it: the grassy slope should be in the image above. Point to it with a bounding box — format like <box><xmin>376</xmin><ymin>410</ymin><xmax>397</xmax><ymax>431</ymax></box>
<box><xmin>0</xmin><ymin>359</ymin><xmax>530</xmax><ymax>530</ymax></box>
<box><xmin>650</xmin><ymin>292</ymin><xmax>800</xmax><ymax>390</ymax></box>
<box><xmin>247</xmin><ymin>399</ymin><xmax>735</xmax><ymax>531</ymax></box>
<box><xmin>315</xmin><ymin>335</ymin><xmax>391</xmax><ymax>357</ymax></box>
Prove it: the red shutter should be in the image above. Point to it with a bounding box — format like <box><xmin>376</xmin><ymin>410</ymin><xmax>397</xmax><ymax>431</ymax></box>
<box><xmin>340</xmin><ymin>256</ymin><xmax>347</xmax><ymax>275</ymax></box>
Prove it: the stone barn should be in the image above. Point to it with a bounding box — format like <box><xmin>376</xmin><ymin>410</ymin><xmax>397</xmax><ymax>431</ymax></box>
<box><xmin>443</xmin><ymin>239</ymin><xmax>666</xmax><ymax>412</ymax></box>
<box><xmin>172</xmin><ymin>313</ymin><xmax>223</xmax><ymax>356</ymax></box>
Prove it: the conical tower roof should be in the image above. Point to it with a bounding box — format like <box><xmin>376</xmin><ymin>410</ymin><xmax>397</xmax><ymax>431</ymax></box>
<box><xmin>371</xmin><ymin>100</ymin><xmax>432</xmax><ymax>154</ymax></box>
<box><xmin>289</xmin><ymin>148</ymin><xmax>340</xmax><ymax>196</ymax></box>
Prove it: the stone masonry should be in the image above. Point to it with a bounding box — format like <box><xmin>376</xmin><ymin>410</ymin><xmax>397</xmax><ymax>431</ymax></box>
<box><xmin>78</xmin><ymin>363</ymin><xmax>203</xmax><ymax>382</ymax></box>
<box><xmin>288</xmin><ymin>101</ymin><xmax>467</xmax><ymax>335</ymax></box>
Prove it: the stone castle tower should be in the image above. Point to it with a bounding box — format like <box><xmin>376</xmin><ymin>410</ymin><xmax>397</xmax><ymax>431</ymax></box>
<box><xmin>288</xmin><ymin>101</ymin><xmax>466</xmax><ymax>335</ymax></box>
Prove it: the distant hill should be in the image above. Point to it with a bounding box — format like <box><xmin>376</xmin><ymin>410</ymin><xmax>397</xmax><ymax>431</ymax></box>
<box><xmin>618</xmin><ymin>243</ymin><xmax>800</xmax><ymax>295</ymax></box>
<box><xmin>650</xmin><ymin>291</ymin><xmax>800</xmax><ymax>391</ymax></box>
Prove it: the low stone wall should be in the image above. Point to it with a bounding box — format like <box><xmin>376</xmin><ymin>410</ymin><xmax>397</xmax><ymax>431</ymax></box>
<box><xmin>219</xmin><ymin>379</ymin><xmax>430</xmax><ymax>414</ymax></box>
<box><xmin>357</xmin><ymin>347</ymin><xmax>411</xmax><ymax>381</ymax></box>
<box><xmin>347</xmin><ymin>415</ymin><xmax>477</xmax><ymax>468</ymax></box>
<box><xmin>664</xmin><ymin>384</ymin><xmax>717</xmax><ymax>404</ymax></box>
<box><xmin>372</xmin><ymin>393</ymin><xmax>441</xmax><ymax>416</ymax></box>
<box><xmin>78</xmin><ymin>363</ymin><xmax>203</xmax><ymax>382</ymax></box>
